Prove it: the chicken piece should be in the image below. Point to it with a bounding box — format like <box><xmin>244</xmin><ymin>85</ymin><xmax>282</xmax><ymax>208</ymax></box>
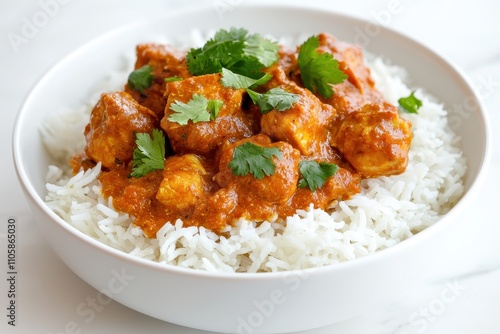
<box><xmin>215</xmin><ymin>134</ymin><xmax>301</xmax><ymax>205</ymax></box>
<box><xmin>283</xmin><ymin>33</ymin><xmax>383</xmax><ymax>117</ymax></box>
<box><xmin>316</xmin><ymin>33</ymin><xmax>384</xmax><ymax>117</ymax></box>
<box><xmin>260</xmin><ymin>65</ymin><xmax>336</xmax><ymax>158</ymax></box>
<box><xmin>278</xmin><ymin>165</ymin><xmax>361</xmax><ymax>217</ymax></box>
<box><xmin>84</xmin><ymin>91</ymin><xmax>157</xmax><ymax>169</ymax></box>
<box><xmin>331</xmin><ymin>103</ymin><xmax>412</xmax><ymax>178</ymax></box>
<box><xmin>125</xmin><ymin>43</ymin><xmax>191</xmax><ymax>117</ymax></box>
<box><xmin>156</xmin><ymin>154</ymin><xmax>208</xmax><ymax>212</ymax></box>
<box><xmin>161</xmin><ymin>73</ymin><xmax>256</xmax><ymax>156</ymax></box>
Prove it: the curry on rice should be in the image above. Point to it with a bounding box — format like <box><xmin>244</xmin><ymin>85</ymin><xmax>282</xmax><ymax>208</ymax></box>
<box><xmin>72</xmin><ymin>29</ymin><xmax>412</xmax><ymax>238</ymax></box>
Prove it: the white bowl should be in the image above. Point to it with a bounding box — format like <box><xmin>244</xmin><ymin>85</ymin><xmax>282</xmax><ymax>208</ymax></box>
<box><xmin>12</xmin><ymin>4</ymin><xmax>490</xmax><ymax>333</ymax></box>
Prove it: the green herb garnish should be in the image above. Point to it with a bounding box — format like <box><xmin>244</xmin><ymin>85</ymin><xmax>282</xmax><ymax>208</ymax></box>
<box><xmin>168</xmin><ymin>94</ymin><xmax>223</xmax><ymax>125</ymax></box>
<box><xmin>398</xmin><ymin>91</ymin><xmax>422</xmax><ymax>114</ymax></box>
<box><xmin>128</xmin><ymin>64</ymin><xmax>154</xmax><ymax>94</ymax></box>
<box><xmin>220</xmin><ymin>68</ymin><xmax>298</xmax><ymax>114</ymax></box>
<box><xmin>186</xmin><ymin>28</ymin><xmax>279</xmax><ymax>79</ymax></box>
<box><xmin>298</xmin><ymin>160</ymin><xmax>339</xmax><ymax>191</ymax></box>
<box><xmin>244</xmin><ymin>33</ymin><xmax>280</xmax><ymax>67</ymax></box>
<box><xmin>298</xmin><ymin>36</ymin><xmax>347</xmax><ymax>99</ymax></box>
<box><xmin>229</xmin><ymin>142</ymin><xmax>282</xmax><ymax>180</ymax></box>
<box><xmin>247</xmin><ymin>88</ymin><xmax>300</xmax><ymax>114</ymax></box>
<box><xmin>130</xmin><ymin>129</ymin><xmax>166</xmax><ymax>178</ymax></box>
<box><xmin>220</xmin><ymin>68</ymin><xmax>272</xmax><ymax>89</ymax></box>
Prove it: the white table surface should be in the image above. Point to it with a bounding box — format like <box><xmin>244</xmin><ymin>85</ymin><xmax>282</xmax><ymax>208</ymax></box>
<box><xmin>1</xmin><ymin>0</ymin><xmax>499</xmax><ymax>333</ymax></box>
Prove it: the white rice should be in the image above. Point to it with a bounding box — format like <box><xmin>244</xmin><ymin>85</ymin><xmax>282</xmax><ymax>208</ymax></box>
<box><xmin>41</xmin><ymin>34</ymin><xmax>466</xmax><ymax>273</ymax></box>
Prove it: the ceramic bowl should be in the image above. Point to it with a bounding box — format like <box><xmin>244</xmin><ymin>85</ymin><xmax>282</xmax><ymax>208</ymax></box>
<box><xmin>12</xmin><ymin>4</ymin><xmax>490</xmax><ymax>333</ymax></box>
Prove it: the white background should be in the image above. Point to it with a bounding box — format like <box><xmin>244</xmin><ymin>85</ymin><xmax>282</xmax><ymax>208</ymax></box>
<box><xmin>1</xmin><ymin>0</ymin><xmax>500</xmax><ymax>333</ymax></box>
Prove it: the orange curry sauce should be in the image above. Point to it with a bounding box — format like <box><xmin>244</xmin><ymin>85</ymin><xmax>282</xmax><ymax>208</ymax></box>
<box><xmin>72</xmin><ymin>32</ymin><xmax>412</xmax><ymax>238</ymax></box>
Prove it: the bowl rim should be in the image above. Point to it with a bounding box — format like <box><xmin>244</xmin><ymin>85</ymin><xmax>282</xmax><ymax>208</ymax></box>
<box><xmin>12</xmin><ymin>2</ymin><xmax>492</xmax><ymax>279</ymax></box>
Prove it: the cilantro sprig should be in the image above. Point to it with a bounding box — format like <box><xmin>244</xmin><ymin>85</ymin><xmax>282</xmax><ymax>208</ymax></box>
<box><xmin>298</xmin><ymin>36</ymin><xmax>347</xmax><ymax>99</ymax></box>
<box><xmin>398</xmin><ymin>91</ymin><xmax>422</xmax><ymax>114</ymax></box>
<box><xmin>229</xmin><ymin>142</ymin><xmax>282</xmax><ymax>180</ymax></box>
<box><xmin>221</xmin><ymin>68</ymin><xmax>299</xmax><ymax>114</ymax></box>
<box><xmin>244</xmin><ymin>33</ymin><xmax>280</xmax><ymax>68</ymax></box>
<box><xmin>220</xmin><ymin>68</ymin><xmax>272</xmax><ymax>89</ymax></box>
<box><xmin>298</xmin><ymin>160</ymin><xmax>339</xmax><ymax>191</ymax></box>
<box><xmin>247</xmin><ymin>88</ymin><xmax>300</xmax><ymax>114</ymax></box>
<box><xmin>168</xmin><ymin>94</ymin><xmax>223</xmax><ymax>125</ymax></box>
<box><xmin>186</xmin><ymin>28</ymin><xmax>279</xmax><ymax>79</ymax></box>
<box><xmin>130</xmin><ymin>129</ymin><xmax>166</xmax><ymax>178</ymax></box>
<box><xmin>128</xmin><ymin>64</ymin><xmax>154</xmax><ymax>94</ymax></box>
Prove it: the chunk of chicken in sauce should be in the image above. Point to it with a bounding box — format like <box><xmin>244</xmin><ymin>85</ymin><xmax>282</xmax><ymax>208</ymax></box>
<box><xmin>331</xmin><ymin>102</ymin><xmax>412</xmax><ymax>178</ymax></box>
<box><xmin>125</xmin><ymin>43</ymin><xmax>191</xmax><ymax>117</ymax></box>
<box><xmin>189</xmin><ymin>134</ymin><xmax>301</xmax><ymax>230</ymax></box>
<box><xmin>280</xmin><ymin>33</ymin><xmax>383</xmax><ymax>117</ymax></box>
<box><xmin>84</xmin><ymin>91</ymin><xmax>157</xmax><ymax>169</ymax></box>
<box><xmin>278</xmin><ymin>166</ymin><xmax>361</xmax><ymax>217</ymax></box>
<box><xmin>160</xmin><ymin>73</ymin><xmax>256</xmax><ymax>156</ymax></box>
<box><xmin>260</xmin><ymin>65</ymin><xmax>335</xmax><ymax>159</ymax></box>
<box><xmin>316</xmin><ymin>33</ymin><xmax>385</xmax><ymax>117</ymax></box>
<box><xmin>156</xmin><ymin>154</ymin><xmax>210</xmax><ymax>213</ymax></box>
<box><xmin>215</xmin><ymin>134</ymin><xmax>300</xmax><ymax>205</ymax></box>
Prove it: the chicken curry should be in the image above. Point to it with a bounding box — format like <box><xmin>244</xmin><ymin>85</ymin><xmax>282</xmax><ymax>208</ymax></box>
<box><xmin>72</xmin><ymin>29</ymin><xmax>412</xmax><ymax>238</ymax></box>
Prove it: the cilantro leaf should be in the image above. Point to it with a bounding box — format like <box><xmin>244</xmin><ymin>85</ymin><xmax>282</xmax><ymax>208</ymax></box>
<box><xmin>398</xmin><ymin>91</ymin><xmax>422</xmax><ymax>114</ymax></box>
<box><xmin>224</xmin><ymin>55</ymin><xmax>265</xmax><ymax>79</ymax></box>
<box><xmin>186</xmin><ymin>28</ymin><xmax>248</xmax><ymax>76</ymax></box>
<box><xmin>186</xmin><ymin>28</ymin><xmax>279</xmax><ymax>79</ymax></box>
<box><xmin>206</xmin><ymin>99</ymin><xmax>224</xmax><ymax>120</ymax></box>
<box><xmin>229</xmin><ymin>142</ymin><xmax>282</xmax><ymax>180</ymax></box>
<box><xmin>168</xmin><ymin>94</ymin><xmax>223</xmax><ymax>125</ymax></box>
<box><xmin>244</xmin><ymin>33</ymin><xmax>279</xmax><ymax>67</ymax></box>
<box><xmin>247</xmin><ymin>87</ymin><xmax>300</xmax><ymax>114</ymax></box>
<box><xmin>128</xmin><ymin>64</ymin><xmax>154</xmax><ymax>94</ymax></box>
<box><xmin>213</xmin><ymin>27</ymin><xmax>249</xmax><ymax>41</ymax></box>
<box><xmin>220</xmin><ymin>68</ymin><xmax>272</xmax><ymax>89</ymax></box>
<box><xmin>219</xmin><ymin>67</ymin><xmax>297</xmax><ymax>114</ymax></box>
<box><xmin>130</xmin><ymin>129</ymin><xmax>166</xmax><ymax>178</ymax></box>
<box><xmin>298</xmin><ymin>160</ymin><xmax>339</xmax><ymax>191</ymax></box>
<box><xmin>298</xmin><ymin>36</ymin><xmax>347</xmax><ymax>99</ymax></box>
